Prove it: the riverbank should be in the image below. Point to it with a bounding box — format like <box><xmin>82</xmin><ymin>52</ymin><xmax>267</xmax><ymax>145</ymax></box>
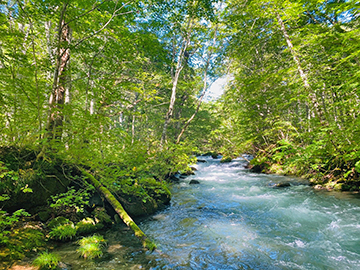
<box><xmin>0</xmin><ymin>145</ymin><xmax>193</xmax><ymax>268</ymax></box>
<box><xmin>247</xmin><ymin>140</ymin><xmax>360</xmax><ymax>192</ymax></box>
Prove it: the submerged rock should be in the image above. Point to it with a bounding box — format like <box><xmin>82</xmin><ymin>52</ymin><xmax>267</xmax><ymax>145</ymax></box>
<box><xmin>273</xmin><ymin>182</ymin><xmax>291</xmax><ymax>188</ymax></box>
<box><xmin>189</xmin><ymin>180</ymin><xmax>200</xmax><ymax>185</ymax></box>
<box><xmin>58</xmin><ymin>262</ymin><xmax>71</xmax><ymax>270</ymax></box>
<box><xmin>168</xmin><ymin>174</ymin><xmax>180</xmax><ymax>182</ymax></box>
<box><xmin>181</xmin><ymin>170</ymin><xmax>195</xmax><ymax>176</ymax></box>
<box><xmin>197</xmin><ymin>159</ymin><xmax>207</xmax><ymax>163</ymax></box>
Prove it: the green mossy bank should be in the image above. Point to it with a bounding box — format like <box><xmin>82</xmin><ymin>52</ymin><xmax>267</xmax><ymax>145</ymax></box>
<box><xmin>247</xmin><ymin>140</ymin><xmax>360</xmax><ymax>192</ymax></box>
<box><xmin>0</xmin><ymin>146</ymin><xmax>178</xmax><ymax>266</ymax></box>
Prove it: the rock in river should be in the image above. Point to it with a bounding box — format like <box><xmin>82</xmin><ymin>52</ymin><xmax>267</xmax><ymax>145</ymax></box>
<box><xmin>189</xmin><ymin>180</ymin><xmax>200</xmax><ymax>185</ymax></box>
<box><xmin>273</xmin><ymin>182</ymin><xmax>291</xmax><ymax>188</ymax></box>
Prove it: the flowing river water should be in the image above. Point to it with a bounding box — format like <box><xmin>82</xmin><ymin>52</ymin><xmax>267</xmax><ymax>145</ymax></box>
<box><xmin>56</xmin><ymin>156</ymin><xmax>360</xmax><ymax>269</ymax></box>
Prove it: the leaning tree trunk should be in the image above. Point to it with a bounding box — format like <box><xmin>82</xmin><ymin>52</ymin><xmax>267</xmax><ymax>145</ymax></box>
<box><xmin>80</xmin><ymin>169</ymin><xmax>156</xmax><ymax>251</ymax></box>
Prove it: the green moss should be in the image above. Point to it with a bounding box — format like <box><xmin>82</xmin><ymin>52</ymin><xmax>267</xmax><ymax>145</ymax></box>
<box><xmin>13</xmin><ymin>228</ymin><xmax>46</xmax><ymax>251</ymax></box>
<box><xmin>0</xmin><ymin>226</ymin><xmax>46</xmax><ymax>262</ymax></box>
<box><xmin>38</xmin><ymin>210</ymin><xmax>52</xmax><ymax>222</ymax></box>
<box><xmin>75</xmin><ymin>217</ymin><xmax>104</xmax><ymax>235</ymax></box>
<box><xmin>269</xmin><ymin>163</ymin><xmax>285</xmax><ymax>174</ymax></box>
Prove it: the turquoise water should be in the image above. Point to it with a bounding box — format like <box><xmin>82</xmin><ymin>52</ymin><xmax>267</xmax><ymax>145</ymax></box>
<box><xmin>57</xmin><ymin>157</ymin><xmax>360</xmax><ymax>269</ymax></box>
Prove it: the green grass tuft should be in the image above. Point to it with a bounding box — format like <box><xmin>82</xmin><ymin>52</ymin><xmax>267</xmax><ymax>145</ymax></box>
<box><xmin>32</xmin><ymin>252</ymin><xmax>60</xmax><ymax>270</ymax></box>
<box><xmin>49</xmin><ymin>223</ymin><xmax>76</xmax><ymax>241</ymax></box>
<box><xmin>77</xmin><ymin>234</ymin><xmax>106</xmax><ymax>259</ymax></box>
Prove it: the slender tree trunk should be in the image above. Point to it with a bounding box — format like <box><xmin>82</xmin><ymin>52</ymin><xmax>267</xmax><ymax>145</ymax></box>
<box><xmin>46</xmin><ymin>2</ymin><xmax>71</xmax><ymax>142</ymax></box>
<box><xmin>176</xmin><ymin>25</ymin><xmax>218</xmax><ymax>144</ymax></box>
<box><xmin>276</xmin><ymin>12</ymin><xmax>324</xmax><ymax>123</ymax></box>
<box><xmin>176</xmin><ymin>63</ymin><xmax>209</xmax><ymax>144</ymax></box>
<box><xmin>161</xmin><ymin>18</ymin><xmax>193</xmax><ymax>145</ymax></box>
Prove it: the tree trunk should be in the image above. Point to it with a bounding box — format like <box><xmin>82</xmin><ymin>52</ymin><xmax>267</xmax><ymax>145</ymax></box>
<box><xmin>80</xmin><ymin>169</ymin><xmax>156</xmax><ymax>251</ymax></box>
<box><xmin>276</xmin><ymin>12</ymin><xmax>325</xmax><ymax>123</ymax></box>
<box><xmin>161</xmin><ymin>18</ymin><xmax>193</xmax><ymax>145</ymax></box>
<box><xmin>46</xmin><ymin>3</ymin><xmax>71</xmax><ymax>142</ymax></box>
<box><xmin>176</xmin><ymin>26</ymin><xmax>218</xmax><ymax>144</ymax></box>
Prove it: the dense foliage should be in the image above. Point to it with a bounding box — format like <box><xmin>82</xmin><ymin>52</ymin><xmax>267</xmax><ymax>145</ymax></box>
<box><xmin>220</xmin><ymin>0</ymin><xmax>360</xmax><ymax>189</ymax></box>
<box><xmin>1</xmin><ymin>0</ymin><xmax>360</xmax><ymax>265</ymax></box>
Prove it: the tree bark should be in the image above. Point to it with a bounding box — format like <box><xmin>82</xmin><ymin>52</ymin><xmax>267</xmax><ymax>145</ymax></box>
<box><xmin>80</xmin><ymin>169</ymin><xmax>156</xmax><ymax>251</ymax></box>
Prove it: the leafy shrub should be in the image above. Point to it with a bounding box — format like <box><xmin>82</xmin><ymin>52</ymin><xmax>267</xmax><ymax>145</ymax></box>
<box><xmin>33</xmin><ymin>252</ymin><xmax>60</xmax><ymax>270</ymax></box>
<box><xmin>77</xmin><ymin>235</ymin><xmax>106</xmax><ymax>259</ymax></box>
<box><xmin>12</xmin><ymin>228</ymin><xmax>45</xmax><ymax>251</ymax></box>
<box><xmin>49</xmin><ymin>223</ymin><xmax>76</xmax><ymax>241</ymax></box>
<box><xmin>50</xmin><ymin>186</ymin><xmax>93</xmax><ymax>214</ymax></box>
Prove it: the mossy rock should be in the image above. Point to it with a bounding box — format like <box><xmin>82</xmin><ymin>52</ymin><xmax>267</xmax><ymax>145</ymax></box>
<box><xmin>180</xmin><ymin>170</ymin><xmax>195</xmax><ymax>176</ymax></box>
<box><xmin>0</xmin><ymin>247</ymin><xmax>24</xmax><ymax>262</ymax></box>
<box><xmin>47</xmin><ymin>216</ymin><xmax>70</xmax><ymax>229</ymax></box>
<box><xmin>14</xmin><ymin>227</ymin><xmax>46</xmax><ymax>251</ymax></box>
<box><xmin>201</xmin><ymin>151</ymin><xmax>214</xmax><ymax>156</ymax></box>
<box><xmin>220</xmin><ymin>157</ymin><xmax>232</xmax><ymax>163</ymax></box>
<box><xmin>113</xmin><ymin>177</ymin><xmax>171</xmax><ymax>217</ymax></box>
<box><xmin>333</xmin><ymin>183</ymin><xmax>343</xmax><ymax>191</ymax></box>
<box><xmin>189</xmin><ymin>180</ymin><xmax>200</xmax><ymax>185</ymax></box>
<box><xmin>76</xmin><ymin>218</ymin><xmax>99</xmax><ymax>235</ymax></box>
<box><xmin>75</xmin><ymin>218</ymin><xmax>104</xmax><ymax>235</ymax></box>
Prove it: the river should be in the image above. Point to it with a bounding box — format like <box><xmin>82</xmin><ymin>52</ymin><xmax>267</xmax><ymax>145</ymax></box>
<box><xmin>56</xmin><ymin>156</ymin><xmax>360</xmax><ymax>269</ymax></box>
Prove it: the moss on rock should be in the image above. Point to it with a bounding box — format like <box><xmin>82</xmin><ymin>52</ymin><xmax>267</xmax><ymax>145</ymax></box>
<box><xmin>220</xmin><ymin>157</ymin><xmax>232</xmax><ymax>163</ymax></box>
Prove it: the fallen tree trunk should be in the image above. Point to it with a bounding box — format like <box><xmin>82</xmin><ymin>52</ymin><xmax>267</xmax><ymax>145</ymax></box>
<box><xmin>80</xmin><ymin>168</ymin><xmax>156</xmax><ymax>251</ymax></box>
